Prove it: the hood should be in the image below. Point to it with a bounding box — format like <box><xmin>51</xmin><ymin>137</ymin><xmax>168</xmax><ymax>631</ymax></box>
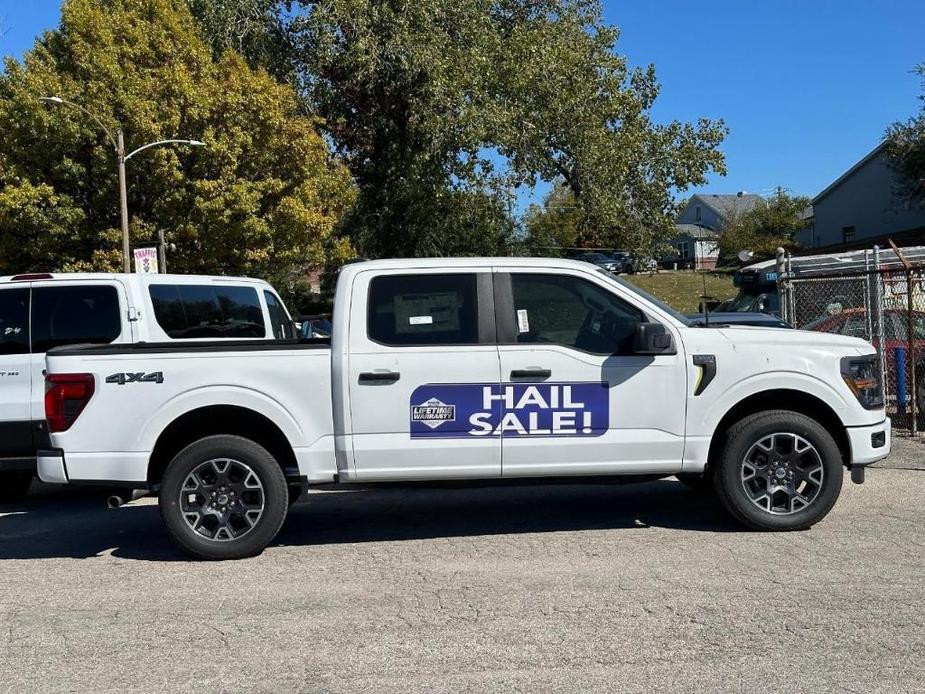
<box><xmin>714</xmin><ymin>324</ymin><xmax>873</xmax><ymax>353</ymax></box>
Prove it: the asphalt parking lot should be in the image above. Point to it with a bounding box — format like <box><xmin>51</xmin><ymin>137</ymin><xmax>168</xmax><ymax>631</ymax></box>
<box><xmin>1</xmin><ymin>439</ymin><xmax>923</xmax><ymax>694</ymax></box>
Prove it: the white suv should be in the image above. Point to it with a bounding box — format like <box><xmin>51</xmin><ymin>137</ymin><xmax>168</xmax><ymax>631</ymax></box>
<box><xmin>0</xmin><ymin>272</ymin><xmax>293</xmax><ymax>500</ymax></box>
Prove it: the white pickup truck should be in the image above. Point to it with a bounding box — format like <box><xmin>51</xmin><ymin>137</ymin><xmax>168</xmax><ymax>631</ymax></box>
<box><xmin>0</xmin><ymin>271</ymin><xmax>293</xmax><ymax>500</ymax></box>
<box><xmin>39</xmin><ymin>258</ymin><xmax>891</xmax><ymax>560</ymax></box>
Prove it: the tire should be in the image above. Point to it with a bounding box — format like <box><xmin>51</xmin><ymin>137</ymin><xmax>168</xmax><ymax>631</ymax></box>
<box><xmin>0</xmin><ymin>472</ymin><xmax>33</xmax><ymax>502</ymax></box>
<box><xmin>159</xmin><ymin>435</ymin><xmax>289</xmax><ymax>560</ymax></box>
<box><xmin>713</xmin><ymin>410</ymin><xmax>843</xmax><ymax>531</ymax></box>
<box><xmin>676</xmin><ymin>471</ymin><xmax>713</xmax><ymax>494</ymax></box>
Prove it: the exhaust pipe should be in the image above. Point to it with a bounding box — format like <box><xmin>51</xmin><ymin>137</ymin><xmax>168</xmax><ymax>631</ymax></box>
<box><xmin>107</xmin><ymin>489</ymin><xmax>149</xmax><ymax>508</ymax></box>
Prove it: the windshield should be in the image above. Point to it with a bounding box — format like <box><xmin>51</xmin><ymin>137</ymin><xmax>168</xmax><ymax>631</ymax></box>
<box><xmin>597</xmin><ymin>269</ymin><xmax>694</xmax><ymax>327</ymax></box>
<box><xmin>722</xmin><ymin>291</ymin><xmax>780</xmax><ymax>313</ymax></box>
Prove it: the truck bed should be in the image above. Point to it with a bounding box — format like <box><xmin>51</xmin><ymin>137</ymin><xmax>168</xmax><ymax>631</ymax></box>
<box><xmin>43</xmin><ymin>338</ymin><xmax>338</xmax><ymax>486</ymax></box>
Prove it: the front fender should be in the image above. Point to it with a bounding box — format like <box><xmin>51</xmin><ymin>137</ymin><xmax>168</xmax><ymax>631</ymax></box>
<box><xmin>695</xmin><ymin>370</ymin><xmax>864</xmax><ymax>437</ymax></box>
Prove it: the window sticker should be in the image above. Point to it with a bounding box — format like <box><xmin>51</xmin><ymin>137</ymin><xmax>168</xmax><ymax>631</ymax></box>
<box><xmin>517</xmin><ymin>309</ymin><xmax>530</xmax><ymax>334</ymax></box>
<box><xmin>409</xmin><ymin>382</ymin><xmax>609</xmax><ymax>439</ymax></box>
<box><xmin>394</xmin><ymin>292</ymin><xmax>461</xmax><ymax>333</ymax></box>
<box><xmin>409</xmin><ymin>315</ymin><xmax>434</xmax><ymax>326</ymax></box>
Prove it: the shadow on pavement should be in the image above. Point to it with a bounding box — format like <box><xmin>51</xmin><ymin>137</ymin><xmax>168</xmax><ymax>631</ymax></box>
<box><xmin>0</xmin><ymin>479</ymin><xmax>738</xmax><ymax>562</ymax></box>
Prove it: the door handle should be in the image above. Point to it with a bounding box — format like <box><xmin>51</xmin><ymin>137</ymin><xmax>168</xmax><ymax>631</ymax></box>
<box><xmin>358</xmin><ymin>370</ymin><xmax>401</xmax><ymax>384</ymax></box>
<box><xmin>510</xmin><ymin>368</ymin><xmax>551</xmax><ymax>379</ymax></box>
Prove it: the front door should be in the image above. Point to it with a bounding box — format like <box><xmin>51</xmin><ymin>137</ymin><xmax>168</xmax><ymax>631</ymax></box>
<box><xmin>0</xmin><ymin>287</ymin><xmax>32</xmax><ymax>461</ymax></box>
<box><xmin>346</xmin><ymin>269</ymin><xmax>502</xmax><ymax>480</ymax></box>
<box><xmin>495</xmin><ymin>269</ymin><xmax>687</xmax><ymax>477</ymax></box>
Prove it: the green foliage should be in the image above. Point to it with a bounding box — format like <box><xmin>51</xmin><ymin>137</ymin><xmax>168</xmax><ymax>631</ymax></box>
<box><xmin>0</xmin><ymin>0</ymin><xmax>354</xmax><ymax>283</ymax></box>
<box><xmin>522</xmin><ymin>181</ymin><xmax>580</xmax><ymax>256</ymax></box>
<box><xmin>886</xmin><ymin>64</ymin><xmax>925</xmax><ymax>206</ymax></box>
<box><xmin>717</xmin><ymin>192</ymin><xmax>812</xmax><ymax>261</ymax></box>
<box><xmin>187</xmin><ymin>0</ymin><xmax>295</xmax><ymax>84</ymax></box>
<box><xmin>286</xmin><ymin>0</ymin><xmax>727</xmax><ymax>258</ymax></box>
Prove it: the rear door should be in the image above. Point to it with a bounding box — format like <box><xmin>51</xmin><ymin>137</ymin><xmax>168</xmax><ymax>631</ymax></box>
<box><xmin>0</xmin><ymin>286</ymin><xmax>33</xmax><ymax>461</ymax></box>
<box><xmin>345</xmin><ymin>269</ymin><xmax>502</xmax><ymax>480</ymax></box>
<box><xmin>28</xmin><ymin>281</ymin><xmax>128</xmax><ymax>447</ymax></box>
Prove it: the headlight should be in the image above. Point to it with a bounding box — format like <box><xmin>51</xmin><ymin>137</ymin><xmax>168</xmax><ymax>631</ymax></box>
<box><xmin>841</xmin><ymin>355</ymin><xmax>884</xmax><ymax>409</ymax></box>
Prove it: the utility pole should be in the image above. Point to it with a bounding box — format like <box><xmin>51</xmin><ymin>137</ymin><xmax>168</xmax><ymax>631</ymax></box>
<box><xmin>40</xmin><ymin>96</ymin><xmax>204</xmax><ymax>273</ymax></box>
<box><xmin>158</xmin><ymin>229</ymin><xmax>168</xmax><ymax>273</ymax></box>
<box><xmin>117</xmin><ymin>129</ymin><xmax>131</xmax><ymax>272</ymax></box>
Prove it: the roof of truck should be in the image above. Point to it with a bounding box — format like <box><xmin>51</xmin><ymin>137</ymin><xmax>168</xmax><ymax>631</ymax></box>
<box><xmin>741</xmin><ymin>245</ymin><xmax>925</xmax><ymax>277</ymax></box>
<box><xmin>0</xmin><ymin>272</ymin><xmax>272</xmax><ymax>284</ymax></box>
<box><xmin>345</xmin><ymin>257</ymin><xmax>601</xmax><ymax>271</ymax></box>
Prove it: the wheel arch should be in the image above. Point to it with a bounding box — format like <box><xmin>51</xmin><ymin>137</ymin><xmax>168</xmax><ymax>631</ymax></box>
<box><xmin>147</xmin><ymin>405</ymin><xmax>298</xmax><ymax>487</ymax></box>
<box><xmin>706</xmin><ymin>389</ymin><xmax>851</xmax><ymax>473</ymax></box>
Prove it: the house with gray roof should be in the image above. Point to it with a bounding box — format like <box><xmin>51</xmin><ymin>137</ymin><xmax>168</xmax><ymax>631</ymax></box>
<box><xmin>667</xmin><ymin>193</ymin><xmax>764</xmax><ymax>269</ymax></box>
<box><xmin>794</xmin><ymin>142</ymin><xmax>925</xmax><ymax>250</ymax></box>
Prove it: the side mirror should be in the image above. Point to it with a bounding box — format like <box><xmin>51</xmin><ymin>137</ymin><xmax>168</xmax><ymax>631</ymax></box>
<box><xmin>633</xmin><ymin>322</ymin><xmax>676</xmax><ymax>355</ymax></box>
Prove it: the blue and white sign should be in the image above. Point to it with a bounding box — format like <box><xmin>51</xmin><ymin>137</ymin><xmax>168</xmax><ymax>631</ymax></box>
<box><xmin>410</xmin><ymin>382</ymin><xmax>609</xmax><ymax>439</ymax></box>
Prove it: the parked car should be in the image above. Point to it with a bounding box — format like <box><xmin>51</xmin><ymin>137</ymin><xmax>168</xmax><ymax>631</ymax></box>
<box><xmin>39</xmin><ymin>258</ymin><xmax>889</xmax><ymax>559</ymax></box>
<box><xmin>0</xmin><ymin>272</ymin><xmax>293</xmax><ymax>501</ymax></box>
<box><xmin>575</xmin><ymin>252</ymin><xmax>625</xmax><ymax>273</ymax></box>
<box><xmin>612</xmin><ymin>251</ymin><xmax>657</xmax><ymax>274</ymax></box>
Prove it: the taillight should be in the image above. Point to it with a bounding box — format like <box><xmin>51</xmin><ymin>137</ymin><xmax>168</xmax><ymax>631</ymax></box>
<box><xmin>45</xmin><ymin>373</ymin><xmax>95</xmax><ymax>433</ymax></box>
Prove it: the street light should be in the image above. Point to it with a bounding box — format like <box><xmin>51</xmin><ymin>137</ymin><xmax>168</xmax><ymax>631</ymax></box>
<box><xmin>40</xmin><ymin>96</ymin><xmax>205</xmax><ymax>273</ymax></box>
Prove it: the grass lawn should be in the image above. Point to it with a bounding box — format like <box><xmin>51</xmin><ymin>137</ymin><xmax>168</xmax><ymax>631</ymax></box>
<box><xmin>625</xmin><ymin>271</ymin><xmax>736</xmax><ymax>313</ymax></box>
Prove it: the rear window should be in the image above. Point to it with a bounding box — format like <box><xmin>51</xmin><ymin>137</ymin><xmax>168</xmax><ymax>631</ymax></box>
<box><xmin>150</xmin><ymin>284</ymin><xmax>266</xmax><ymax>339</ymax></box>
<box><xmin>0</xmin><ymin>288</ymin><xmax>29</xmax><ymax>355</ymax></box>
<box><xmin>31</xmin><ymin>285</ymin><xmax>122</xmax><ymax>353</ymax></box>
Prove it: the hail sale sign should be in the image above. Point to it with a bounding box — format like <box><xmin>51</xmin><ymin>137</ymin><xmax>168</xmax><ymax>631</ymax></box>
<box><xmin>410</xmin><ymin>382</ymin><xmax>609</xmax><ymax>439</ymax></box>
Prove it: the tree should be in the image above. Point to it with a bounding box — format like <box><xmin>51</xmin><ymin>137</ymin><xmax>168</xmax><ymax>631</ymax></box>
<box><xmin>283</xmin><ymin>0</ymin><xmax>726</xmax><ymax>258</ymax></box>
<box><xmin>717</xmin><ymin>192</ymin><xmax>812</xmax><ymax>260</ymax></box>
<box><xmin>187</xmin><ymin>0</ymin><xmax>295</xmax><ymax>85</ymax></box>
<box><xmin>886</xmin><ymin>63</ymin><xmax>925</xmax><ymax>206</ymax></box>
<box><xmin>0</xmin><ymin>0</ymin><xmax>354</xmax><ymax>289</ymax></box>
<box><xmin>522</xmin><ymin>180</ymin><xmax>580</xmax><ymax>256</ymax></box>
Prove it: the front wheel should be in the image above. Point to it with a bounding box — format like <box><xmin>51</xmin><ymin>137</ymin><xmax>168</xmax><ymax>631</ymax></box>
<box><xmin>0</xmin><ymin>471</ymin><xmax>33</xmax><ymax>502</ymax></box>
<box><xmin>159</xmin><ymin>435</ymin><xmax>289</xmax><ymax>560</ymax></box>
<box><xmin>714</xmin><ymin>410</ymin><xmax>843</xmax><ymax>531</ymax></box>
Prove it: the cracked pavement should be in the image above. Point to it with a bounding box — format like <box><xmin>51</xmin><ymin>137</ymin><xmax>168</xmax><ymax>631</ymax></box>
<box><xmin>0</xmin><ymin>437</ymin><xmax>923</xmax><ymax>693</ymax></box>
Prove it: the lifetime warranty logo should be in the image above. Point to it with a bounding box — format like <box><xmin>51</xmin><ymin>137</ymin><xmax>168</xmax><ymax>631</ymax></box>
<box><xmin>411</xmin><ymin>397</ymin><xmax>456</xmax><ymax>429</ymax></box>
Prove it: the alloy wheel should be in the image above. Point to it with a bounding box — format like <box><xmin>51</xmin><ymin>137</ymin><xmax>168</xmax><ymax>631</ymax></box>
<box><xmin>180</xmin><ymin>458</ymin><xmax>265</xmax><ymax>541</ymax></box>
<box><xmin>740</xmin><ymin>432</ymin><xmax>824</xmax><ymax>515</ymax></box>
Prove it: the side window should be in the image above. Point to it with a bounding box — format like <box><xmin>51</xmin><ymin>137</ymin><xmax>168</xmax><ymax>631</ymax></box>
<box><xmin>31</xmin><ymin>285</ymin><xmax>121</xmax><ymax>354</ymax></box>
<box><xmin>368</xmin><ymin>274</ymin><xmax>479</xmax><ymax>346</ymax></box>
<box><xmin>150</xmin><ymin>285</ymin><xmax>266</xmax><ymax>339</ymax></box>
<box><xmin>264</xmin><ymin>291</ymin><xmax>295</xmax><ymax>340</ymax></box>
<box><xmin>510</xmin><ymin>274</ymin><xmax>644</xmax><ymax>355</ymax></box>
<box><xmin>0</xmin><ymin>288</ymin><xmax>30</xmax><ymax>355</ymax></box>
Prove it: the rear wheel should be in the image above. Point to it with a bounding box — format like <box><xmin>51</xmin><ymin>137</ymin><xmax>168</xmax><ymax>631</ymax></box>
<box><xmin>714</xmin><ymin>410</ymin><xmax>843</xmax><ymax>531</ymax></box>
<box><xmin>159</xmin><ymin>435</ymin><xmax>288</xmax><ymax>560</ymax></box>
<box><xmin>0</xmin><ymin>472</ymin><xmax>32</xmax><ymax>502</ymax></box>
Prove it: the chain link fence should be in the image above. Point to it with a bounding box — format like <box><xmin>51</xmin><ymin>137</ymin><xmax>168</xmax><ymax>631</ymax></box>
<box><xmin>782</xmin><ymin>258</ymin><xmax>925</xmax><ymax>432</ymax></box>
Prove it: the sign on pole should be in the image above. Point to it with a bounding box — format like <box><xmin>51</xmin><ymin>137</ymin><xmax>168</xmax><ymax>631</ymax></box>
<box><xmin>133</xmin><ymin>247</ymin><xmax>159</xmax><ymax>274</ymax></box>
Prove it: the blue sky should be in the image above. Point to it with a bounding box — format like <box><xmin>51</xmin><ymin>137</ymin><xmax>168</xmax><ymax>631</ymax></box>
<box><xmin>1</xmin><ymin>0</ymin><xmax>923</xmax><ymax>209</ymax></box>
